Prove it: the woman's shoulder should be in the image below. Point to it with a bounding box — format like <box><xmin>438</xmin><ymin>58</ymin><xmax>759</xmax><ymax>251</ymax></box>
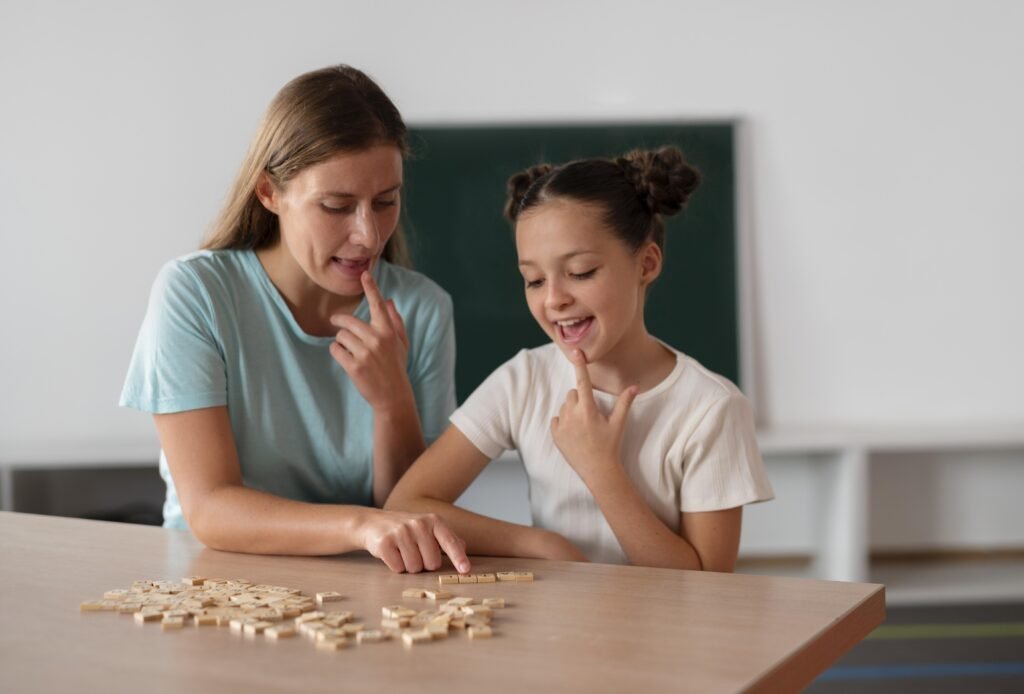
<box><xmin>154</xmin><ymin>249</ymin><xmax>257</xmax><ymax>298</ymax></box>
<box><xmin>376</xmin><ymin>261</ymin><xmax>453</xmax><ymax>313</ymax></box>
<box><xmin>160</xmin><ymin>249</ymin><xmax>252</xmax><ymax>279</ymax></box>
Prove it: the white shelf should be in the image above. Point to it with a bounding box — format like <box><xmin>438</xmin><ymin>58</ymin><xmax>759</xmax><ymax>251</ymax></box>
<box><xmin>0</xmin><ymin>440</ymin><xmax>159</xmax><ymax>467</ymax></box>
<box><xmin>740</xmin><ymin>556</ymin><xmax>1024</xmax><ymax>605</ymax></box>
<box><xmin>757</xmin><ymin>422</ymin><xmax>1024</xmax><ymax>454</ymax></box>
<box><xmin>2</xmin><ymin>426</ymin><xmax>1022</xmax><ymax>592</ymax></box>
<box><xmin>755</xmin><ymin>423</ymin><xmax>1024</xmax><ymax>585</ymax></box>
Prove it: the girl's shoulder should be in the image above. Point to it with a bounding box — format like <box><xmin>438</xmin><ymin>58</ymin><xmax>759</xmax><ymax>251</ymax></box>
<box><xmin>656</xmin><ymin>342</ymin><xmax>746</xmax><ymax>406</ymax></box>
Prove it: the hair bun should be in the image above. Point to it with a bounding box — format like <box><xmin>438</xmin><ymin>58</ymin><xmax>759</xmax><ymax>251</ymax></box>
<box><xmin>505</xmin><ymin>164</ymin><xmax>554</xmax><ymax>221</ymax></box>
<box><xmin>617</xmin><ymin>146</ymin><xmax>701</xmax><ymax>216</ymax></box>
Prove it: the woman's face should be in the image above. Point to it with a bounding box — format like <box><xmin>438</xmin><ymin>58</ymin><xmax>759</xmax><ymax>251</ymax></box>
<box><xmin>260</xmin><ymin>145</ymin><xmax>403</xmax><ymax>297</ymax></box>
<box><xmin>515</xmin><ymin>199</ymin><xmax>658</xmax><ymax>364</ymax></box>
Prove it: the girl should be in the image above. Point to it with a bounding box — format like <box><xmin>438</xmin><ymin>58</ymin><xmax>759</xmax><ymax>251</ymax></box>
<box><xmin>387</xmin><ymin>146</ymin><xmax>773</xmax><ymax>570</ymax></box>
<box><xmin>120</xmin><ymin>65</ymin><xmax>469</xmax><ymax>574</ymax></box>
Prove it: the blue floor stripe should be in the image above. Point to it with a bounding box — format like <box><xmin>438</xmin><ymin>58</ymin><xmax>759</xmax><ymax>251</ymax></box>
<box><xmin>818</xmin><ymin>662</ymin><xmax>1024</xmax><ymax>681</ymax></box>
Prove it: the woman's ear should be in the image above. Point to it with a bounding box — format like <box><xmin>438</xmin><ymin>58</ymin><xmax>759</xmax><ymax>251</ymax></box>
<box><xmin>639</xmin><ymin>242</ymin><xmax>663</xmax><ymax>286</ymax></box>
<box><xmin>255</xmin><ymin>171</ymin><xmax>280</xmax><ymax>214</ymax></box>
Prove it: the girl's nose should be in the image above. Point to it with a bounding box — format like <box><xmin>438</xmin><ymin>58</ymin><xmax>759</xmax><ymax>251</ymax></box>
<box><xmin>545</xmin><ymin>281</ymin><xmax>572</xmax><ymax>311</ymax></box>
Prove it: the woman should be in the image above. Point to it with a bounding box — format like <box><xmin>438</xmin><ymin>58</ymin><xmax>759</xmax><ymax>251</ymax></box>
<box><xmin>121</xmin><ymin>65</ymin><xmax>469</xmax><ymax>574</ymax></box>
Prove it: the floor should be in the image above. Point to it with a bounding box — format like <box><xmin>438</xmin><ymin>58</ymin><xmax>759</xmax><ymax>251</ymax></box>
<box><xmin>806</xmin><ymin>601</ymin><xmax>1024</xmax><ymax>693</ymax></box>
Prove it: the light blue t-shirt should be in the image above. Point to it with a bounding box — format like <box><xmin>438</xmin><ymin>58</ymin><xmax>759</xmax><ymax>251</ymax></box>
<box><xmin>120</xmin><ymin>249</ymin><xmax>456</xmax><ymax>530</ymax></box>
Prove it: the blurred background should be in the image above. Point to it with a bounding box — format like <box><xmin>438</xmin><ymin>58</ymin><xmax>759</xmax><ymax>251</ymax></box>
<box><xmin>2</xmin><ymin>2</ymin><xmax>1022</xmax><ymax>688</ymax></box>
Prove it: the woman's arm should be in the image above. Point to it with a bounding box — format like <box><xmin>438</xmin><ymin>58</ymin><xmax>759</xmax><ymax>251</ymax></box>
<box><xmin>329</xmin><ymin>273</ymin><xmax>429</xmax><ymax>506</ymax></box>
<box><xmin>385</xmin><ymin>426</ymin><xmax>587</xmax><ymax>561</ymax></box>
<box><xmin>155</xmin><ymin>406</ymin><xmax>469</xmax><ymax>573</ymax></box>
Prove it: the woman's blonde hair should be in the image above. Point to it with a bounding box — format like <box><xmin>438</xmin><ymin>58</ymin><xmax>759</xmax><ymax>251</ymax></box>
<box><xmin>203</xmin><ymin>65</ymin><xmax>411</xmax><ymax>266</ymax></box>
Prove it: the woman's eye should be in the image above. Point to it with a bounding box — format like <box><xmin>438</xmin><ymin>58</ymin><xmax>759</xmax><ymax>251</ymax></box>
<box><xmin>570</xmin><ymin>268</ymin><xmax>597</xmax><ymax>280</ymax></box>
<box><xmin>321</xmin><ymin>204</ymin><xmax>354</xmax><ymax>215</ymax></box>
<box><xmin>373</xmin><ymin>198</ymin><xmax>398</xmax><ymax>209</ymax></box>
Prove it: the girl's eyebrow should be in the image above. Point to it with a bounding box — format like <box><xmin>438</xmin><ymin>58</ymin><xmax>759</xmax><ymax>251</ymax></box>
<box><xmin>518</xmin><ymin>250</ymin><xmax>597</xmax><ymax>267</ymax></box>
<box><xmin>319</xmin><ymin>183</ymin><xmax>402</xmax><ymax>198</ymax></box>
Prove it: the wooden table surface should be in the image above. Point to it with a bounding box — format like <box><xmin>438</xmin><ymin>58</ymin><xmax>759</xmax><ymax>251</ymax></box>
<box><xmin>0</xmin><ymin>511</ymin><xmax>884</xmax><ymax>693</ymax></box>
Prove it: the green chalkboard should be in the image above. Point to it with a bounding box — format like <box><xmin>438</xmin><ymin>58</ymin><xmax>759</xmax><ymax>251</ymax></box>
<box><xmin>403</xmin><ymin>124</ymin><xmax>737</xmax><ymax>403</ymax></box>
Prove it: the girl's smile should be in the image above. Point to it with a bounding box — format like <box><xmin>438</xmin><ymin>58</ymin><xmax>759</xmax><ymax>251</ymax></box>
<box><xmin>554</xmin><ymin>316</ymin><xmax>594</xmax><ymax>345</ymax></box>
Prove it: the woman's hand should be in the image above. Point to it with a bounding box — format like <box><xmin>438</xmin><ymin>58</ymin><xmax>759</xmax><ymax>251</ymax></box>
<box><xmin>357</xmin><ymin>508</ymin><xmax>471</xmax><ymax>574</ymax></box>
<box><xmin>550</xmin><ymin>349</ymin><xmax>637</xmax><ymax>486</ymax></box>
<box><xmin>329</xmin><ymin>271</ymin><xmax>412</xmax><ymax>411</ymax></box>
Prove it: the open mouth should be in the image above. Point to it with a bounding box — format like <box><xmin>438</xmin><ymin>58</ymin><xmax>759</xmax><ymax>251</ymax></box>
<box><xmin>331</xmin><ymin>257</ymin><xmax>371</xmax><ymax>277</ymax></box>
<box><xmin>555</xmin><ymin>316</ymin><xmax>594</xmax><ymax>345</ymax></box>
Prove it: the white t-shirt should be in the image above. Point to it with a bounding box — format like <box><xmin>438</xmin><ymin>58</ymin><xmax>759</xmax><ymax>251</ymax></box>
<box><xmin>450</xmin><ymin>343</ymin><xmax>774</xmax><ymax>564</ymax></box>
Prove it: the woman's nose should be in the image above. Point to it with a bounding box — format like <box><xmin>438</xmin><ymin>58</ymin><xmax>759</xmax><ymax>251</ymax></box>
<box><xmin>351</xmin><ymin>209</ymin><xmax>380</xmax><ymax>253</ymax></box>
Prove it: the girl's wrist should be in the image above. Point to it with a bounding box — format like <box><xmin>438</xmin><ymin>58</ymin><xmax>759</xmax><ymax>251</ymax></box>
<box><xmin>579</xmin><ymin>458</ymin><xmax>628</xmax><ymax>496</ymax></box>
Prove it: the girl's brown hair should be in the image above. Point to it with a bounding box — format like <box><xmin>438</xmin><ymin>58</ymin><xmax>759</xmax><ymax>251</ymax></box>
<box><xmin>505</xmin><ymin>145</ymin><xmax>701</xmax><ymax>256</ymax></box>
<box><xmin>203</xmin><ymin>65</ymin><xmax>411</xmax><ymax>266</ymax></box>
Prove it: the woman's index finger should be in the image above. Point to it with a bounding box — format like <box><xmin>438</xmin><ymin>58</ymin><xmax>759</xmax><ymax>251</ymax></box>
<box><xmin>360</xmin><ymin>271</ymin><xmax>390</xmax><ymax>326</ymax></box>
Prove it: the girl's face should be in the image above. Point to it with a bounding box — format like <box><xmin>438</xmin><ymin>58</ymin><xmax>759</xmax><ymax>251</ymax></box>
<box><xmin>258</xmin><ymin>145</ymin><xmax>403</xmax><ymax>297</ymax></box>
<box><xmin>515</xmin><ymin>199</ymin><xmax>660</xmax><ymax>364</ymax></box>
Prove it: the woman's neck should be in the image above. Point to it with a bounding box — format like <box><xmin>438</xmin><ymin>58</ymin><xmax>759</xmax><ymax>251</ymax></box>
<box><xmin>256</xmin><ymin>246</ymin><xmax>362</xmax><ymax>337</ymax></box>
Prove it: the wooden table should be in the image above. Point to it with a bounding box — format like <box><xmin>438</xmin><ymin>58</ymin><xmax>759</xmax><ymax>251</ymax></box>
<box><xmin>0</xmin><ymin>511</ymin><xmax>884</xmax><ymax>693</ymax></box>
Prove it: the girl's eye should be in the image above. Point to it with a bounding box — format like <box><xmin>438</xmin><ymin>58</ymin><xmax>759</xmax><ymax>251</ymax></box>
<box><xmin>570</xmin><ymin>268</ymin><xmax>597</xmax><ymax>280</ymax></box>
<box><xmin>525</xmin><ymin>278</ymin><xmax>544</xmax><ymax>289</ymax></box>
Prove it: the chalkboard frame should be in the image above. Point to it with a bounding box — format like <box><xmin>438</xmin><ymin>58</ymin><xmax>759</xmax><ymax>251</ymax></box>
<box><xmin>403</xmin><ymin>122</ymin><xmax>741</xmax><ymax>404</ymax></box>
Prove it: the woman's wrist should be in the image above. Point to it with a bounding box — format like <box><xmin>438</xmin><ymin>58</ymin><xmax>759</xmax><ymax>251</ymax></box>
<box><xmin>373</xmin><ymin>382</ymin><xmax>417</xmax><ymax>417</ymax></box>
<box><xmin>339</xmin><ymin>505</ymin><xmax>376</xmax><ymax>552</ymax></box>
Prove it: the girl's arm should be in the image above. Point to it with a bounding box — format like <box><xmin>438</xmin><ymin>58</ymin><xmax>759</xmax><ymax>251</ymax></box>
<box><xmin>384</xmin><ymin>426</ymin><xmax>588</xmax><ymax>562</ymax></box>
<box><xmin>583</xmin><ymin>463</ymin><xmax>742</xmax><ymax>571</ymax></box>
<box><xmin>551</xmin><ymin>350</ymin><xmax>741</xmax><ymax>571</ymax></box>
<box><xmin>154</xmin><ymin>406</ymin><xmax>470</xmax><ymax>574</ymax></box>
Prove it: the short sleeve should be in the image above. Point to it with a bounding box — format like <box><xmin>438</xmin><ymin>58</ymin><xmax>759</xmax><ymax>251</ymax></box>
<box><xmin>679</xmin><ymin>393</ymin><xmax>775</xmax><ymax>512</ymax></box>
<box><xmin>119</xmin><ymin>260</ymin><xmax>227</xmax><ymax>413</ymax></box>
<box><xmin>449</xmin><ymin>351</ymin><xmax>528</xmax><ymax>460</ymax></box>
<box><xmin>408</xmin><ymin>291</ymin><xmax>457</xmax><ymax>445</ymax></box>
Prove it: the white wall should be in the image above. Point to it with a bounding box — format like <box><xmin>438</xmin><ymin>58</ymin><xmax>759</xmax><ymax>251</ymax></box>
<box><xmin>2</xmin><ymin>1</ymin><xmax>1022</xmax><ymax>549</ymax></box>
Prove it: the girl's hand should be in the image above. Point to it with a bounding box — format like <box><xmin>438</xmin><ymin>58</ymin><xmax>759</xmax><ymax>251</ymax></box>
<box><xmin>534</xmin><ymin>529</ymin><xmax>590</xmax><ymax>562</ymax></box>
<box><xmin>550</xmin><ymin>350</ymin><xmax>638</xmax><ymax>486</ymax></box>
<box><xmin>329</xmin><ymin>271</ymin><xmax>412</xmax><ymax>411</ymax></box>
<box><xmin>358</xmin><ymin>508</ymin><xmax>471</xmax><ymax>574</ymax></box>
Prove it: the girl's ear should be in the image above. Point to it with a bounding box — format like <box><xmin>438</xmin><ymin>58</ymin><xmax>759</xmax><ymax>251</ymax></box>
<box><xmin>639</xmin><ymin>242</ymin><xmax>663</xmax><ymax>286</ymax></box>
<box><xmin>255</xmin><ymin>171</ymin><xmax>281</xmax><ymax>214</ymax></box>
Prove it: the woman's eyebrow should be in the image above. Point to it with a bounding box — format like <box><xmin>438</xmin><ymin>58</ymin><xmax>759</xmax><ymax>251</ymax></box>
<box><xmin>320</xmin><ymin>183</ymin><xmax>402</xmax><ymax>197</ymax></box>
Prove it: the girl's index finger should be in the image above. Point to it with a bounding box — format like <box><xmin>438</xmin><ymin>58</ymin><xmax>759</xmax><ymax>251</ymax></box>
<box><xmin>360</xmin><ymin>271</ymin><xmax>391</xmax><ymax>327</ymax></box>
<box><xmin>572</xmin><ymin>349</ymin><xmax>594</xmax><ymax>401</ymax></box>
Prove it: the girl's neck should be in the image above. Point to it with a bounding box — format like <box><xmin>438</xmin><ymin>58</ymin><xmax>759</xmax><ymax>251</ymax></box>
<box><xmin>256</xmin><ymin>246</ymin><xmax>361</xmax><ymax>337</ymax></box>
<box><xmin>586</xmin><ymin>328</ymin><xmax>676</xmax><ymax>395</ymax></box>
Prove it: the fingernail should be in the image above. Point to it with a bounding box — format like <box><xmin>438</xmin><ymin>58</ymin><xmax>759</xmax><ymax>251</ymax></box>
<box><xmin>458</xmin><ymin>561</ymin><xmax>470</xmax><ymax>573</ymax></box>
